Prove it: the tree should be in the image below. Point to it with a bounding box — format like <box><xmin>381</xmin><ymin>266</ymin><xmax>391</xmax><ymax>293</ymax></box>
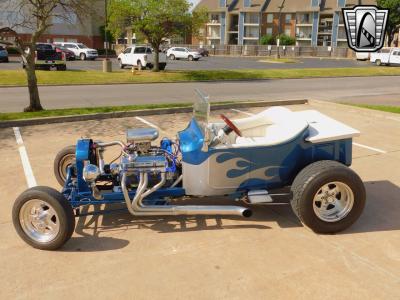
<box><xmin>107</xmin><ymin>0</ymin><xmax>207</xmax><ymax>72</ymax></box>
<box><xmin>0</xmin><ymin>0</ymin><xmax>93</xmax><ymax>112</ymax></box>
<box><xmin>377</xmin><ymin>0</ymin><xmax>400</xmax><ymax>46</ymax></box>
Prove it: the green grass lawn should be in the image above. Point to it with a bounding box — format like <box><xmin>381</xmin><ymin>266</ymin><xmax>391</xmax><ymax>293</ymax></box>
<box><xmin>343</xmin><ymin>103</ymin><xmax>400</xmax><ymax>114</ymax></box>
<box><xmin>1</xmin><ymin>67</ymin><xmax>400</xmax><ymax>86</ymax></box>
<box><xmin>0</xmin><ymin>102</ymin><xmax>195</xmax><ymax>121</ymax></box>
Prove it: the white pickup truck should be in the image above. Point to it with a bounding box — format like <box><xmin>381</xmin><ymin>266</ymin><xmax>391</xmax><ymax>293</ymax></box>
<box><xmin>117</xmin><ymin>46</ymin><xmax>167</xmax><ymax>70</ymax></box>
<box><xmin>370</xmin><ymin>48</ymin><xmax>400</xmax><ymax>66</ymax></box>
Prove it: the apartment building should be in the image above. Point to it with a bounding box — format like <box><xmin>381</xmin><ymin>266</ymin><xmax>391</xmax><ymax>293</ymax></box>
<box><xmin>195</xmin><ymin>0</ymin><xmax>377</xmax><ymax>47</ymax></box>
<box><xmin>0</xmin><ymin>1</ymin><xmax>105</xmax><ymax>49</ymax></box>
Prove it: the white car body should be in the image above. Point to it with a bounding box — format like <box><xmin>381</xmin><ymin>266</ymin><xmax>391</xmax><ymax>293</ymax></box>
<box><xmin>370</xmin><ymin>48</ymin><xmax>400</xmax><ymax>66</ymax></box>
<box><xmin>355</xmin><ymin>52</ymin><xmax>370</xmax><ymax>60</ymax></box>
<box><xmin>53</xmin><ymin>42</ymin><xmax>98</xmax><ymax>60</ymax></box>
<box><xmin>117</xmin><ymin>46</ymin><xmax>167</xmax><ymax>70</ymax></box>
<box><xmin>166</xmin><ymin>47</ymin><xmax>202</xmax><ymax>61</ymax></box>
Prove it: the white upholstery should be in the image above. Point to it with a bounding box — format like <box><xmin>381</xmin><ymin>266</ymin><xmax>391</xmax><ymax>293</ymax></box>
<box><xmin>231</xmin><ymin>107</ymin><xmax>309</xmax><ymax>147</ymax></box>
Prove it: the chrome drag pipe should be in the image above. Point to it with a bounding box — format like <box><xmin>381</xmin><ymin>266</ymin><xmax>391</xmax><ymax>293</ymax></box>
<box><xmin>121</xmin><ymin>172</ymin><xmax>252</xmax><ymax>217</ymax></box>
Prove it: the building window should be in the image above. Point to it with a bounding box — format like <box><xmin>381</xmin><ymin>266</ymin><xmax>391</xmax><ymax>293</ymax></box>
<box><xmin>244</xmin><ymin>13</ymin><xmax>259</xmax><ymax>24</ymax></box>
<box><xmin>244</xmin><ymin>27</ymin><xmax>259</xmax><ymax>38</ymax></box>
<box><xmin>266</xmin><ymin>13</ymin><xmax>273</xmax><ymax>23</ymax></box>
<box><xmin>285</xmin><ymin>14</ymin><xmax>291</xmax><ymax>24</ymax></box>
<box><xmin>296</xmin><ymin>13</ymin><xmax>310</xmax><ymax>24</ymax></box>
<box><xmin>209</xmin><ymin>13</ymin><xmax>220</xmax><ymax>23</ymax></box>
<box><xmin>284</xmin><ymin>28</ymin><xmax>291</xmax><ymax>36</ymax></box>
<box><xmin>266</xmin><ymin>27</ymin><xmax>273</xmax><ymax>35</ymax></box>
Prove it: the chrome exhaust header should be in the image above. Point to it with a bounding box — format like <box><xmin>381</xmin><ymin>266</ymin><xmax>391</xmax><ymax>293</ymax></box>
<box><xmin>121</xmin><ymin>172</ymin><xmax>251</xmax><ymax>217</ymax></box>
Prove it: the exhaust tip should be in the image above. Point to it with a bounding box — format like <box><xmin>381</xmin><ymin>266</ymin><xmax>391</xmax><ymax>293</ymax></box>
<box><xmin>242</xmin><ymin>209</ymin><xmax>252</xmax><ymax>218</ymax></box>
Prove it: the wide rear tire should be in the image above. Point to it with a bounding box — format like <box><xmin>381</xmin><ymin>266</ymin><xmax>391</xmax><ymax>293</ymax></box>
<box><xmin>290</xmin><ymin>160</ymin><xmax>366</xmax><ymax>234</ymax></box>
<box><xmin>12</xmin><ymin>186</ymin><xmax>75</xmax><ymax>250</ymax></box>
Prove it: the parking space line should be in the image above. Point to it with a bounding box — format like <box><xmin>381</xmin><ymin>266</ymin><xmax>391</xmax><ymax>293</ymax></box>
<box><xmin>231</xmin><ymin>109</ymin><xmax>254</xmax><ymax>116</ymax></box>
<box><xmin>352</xmin><ymin>142</ymin><xmax>387</xmax><ymax>154</ymax></box>
<box><xmin>231</xmin><ymin>109</ymin><xmax>388</xmax><ymax>155</ymax></box>
<box><xmin>13</xmin><ymin>127</ymin><xmax>37</xmax><ymax>188</ymax></box>
<box><xmin>135</xmin><ymin>116</ymin><xmax>160</xmax><ymax>130</ymax></box>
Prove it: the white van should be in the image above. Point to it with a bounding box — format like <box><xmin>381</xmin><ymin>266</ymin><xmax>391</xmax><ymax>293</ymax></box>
<box><xmin>53</xmin><ymin>42</ymin><xmax>98</xmax><ymax>61</ymax></box>
<box><xmin>370</xmin><ymin>48</ymin><xmax>400</xmax><ymax>66</ymax></box>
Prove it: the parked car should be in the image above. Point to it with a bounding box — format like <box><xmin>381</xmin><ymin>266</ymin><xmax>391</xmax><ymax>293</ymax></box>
<box><xmin>370</xmin><ymin>47</ymin><xmax>400</xmax><ymax>66</ymax></box>
<box><xmin>355</xmin><ymin>52</ymin><xmax>370</xmax><ymax>61</ymax></box>
<box><xmin>117</xmin><ymin>45</ymin><xmax>167</xmax><ymax>70</ymax></box>
<box><xmin>53</xmin><ymin>42</ymin><xmax>98</xmax><ymax>60</ymax></box>
<box><xmin>166</xmin><ymin>47</ymin><xmax>202</xmax><ymax>61</ymax></box>
<box><xmin>55</xmin><ymin>46</ymin><xmax>75</xmax><ymax>61</ymax></box>
<box><xmin>197</xmin><ymin>47</ymin><xmax>209</xmax><ymax>57</ymax></box>
<box><xmin>22</xmin><ymin>43</ymin><xmax>66</xmax><ymax>70</ymax></box>
<box><xmin>0</xmin><ymin>45</ymin><xmax>9</xmax><ymax>62</ymax></box>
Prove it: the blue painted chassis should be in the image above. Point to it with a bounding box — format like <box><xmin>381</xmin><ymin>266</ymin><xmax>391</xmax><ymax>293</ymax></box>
<box><xmin>62</xmin><ymin>118</ymin><xmax>352</xmax><ymax>209</ymax></box>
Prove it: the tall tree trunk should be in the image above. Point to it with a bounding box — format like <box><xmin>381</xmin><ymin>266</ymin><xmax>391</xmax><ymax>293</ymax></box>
<box><xmin>24</xmin><ymin>52</ymin><xmax>43</xmax><ymax>112</ymax></box>
<box><xmin>153</xmin><ymin>46</ymin><xmax>160</xmax><ymax>72</ymax></box>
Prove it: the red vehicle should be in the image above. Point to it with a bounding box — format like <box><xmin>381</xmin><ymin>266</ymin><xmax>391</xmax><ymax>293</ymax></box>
<box><xmin>55</xmin><ymin>46</ymin><xmax>75</xmax><ymax>61</ymax></box>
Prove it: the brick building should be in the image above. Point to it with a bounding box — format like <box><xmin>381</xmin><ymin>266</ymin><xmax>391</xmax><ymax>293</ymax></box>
<box><xmin>195</xmin><ymin>0</ymin><xmax>377</xmax><ymax>47</ymax></box>
<box><xmin>0</xmin><ymin>1</ymin><xmax>105</xmax><ymax>49</ymax></box>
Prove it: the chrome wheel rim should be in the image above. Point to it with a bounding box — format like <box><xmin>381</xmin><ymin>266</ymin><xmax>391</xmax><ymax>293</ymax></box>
<box><xmin>19</xmin><ymin>199</ymin><xmax>60</xmax><ymax>243</ymax></box>
<box><xmin>313</xmin><ymin>182</ymin><xmax>354</xmax><ymax>223</ymax></box>
<box><xmin>58</xmin><ymin>154</ymin><xmax>75</xmax><ymax>182</ymax></box>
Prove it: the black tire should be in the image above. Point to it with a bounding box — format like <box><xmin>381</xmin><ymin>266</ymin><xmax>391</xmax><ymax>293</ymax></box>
<box><xmin>159</xmin><ymin>63</ymin><xmax>167</xmax><ymax>71</ymax></box>
<box><xmin>54</xmin><ymin>145</ymin><xmax>76</xmax><ymax>187</ymax></box>
<box><xmin>12</xmin><ymin>186</ymin><xmax>75</xmax><ymax>250</ymax></box>
<box><xmin>57</xmin><ymin>65</ymin><xmax>67</xmax><ymax>71</ymax></box>
<box><xmin>188</xmin><ymin>55</ymin><xmax>194</xmax><ymax>61</ymax></box>
<box><xmin>80</xmin><ymin>53</ymin><xmax>86</xmax><ymax>61</ymax></box>
<box><xmin>376</xmin><ymin>59</ymin><xmax>382</xmax><ymax>66</ymax></box>
<box><xmin>290</xmin><ymin>160</ymin><xmax>366</xmax><ymax>234</ymax></box>
<box><xmin>169</xmin><ymin>54</ymin><xmax>175</xmax><ymax>60</ymax></box>
<box><xmin>118</xmin><ymin>59</ymin><xmax>125</xmax><ymax>69</ymax></box>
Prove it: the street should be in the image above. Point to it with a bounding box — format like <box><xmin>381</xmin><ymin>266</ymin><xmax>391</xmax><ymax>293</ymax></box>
<box><xmin>1</xmin><ymin>76</ymin><xmax>399</xmax><ymax>112</ymax></box>
<box><xmin>0</xmin><ymin>56</ymin><xmax>370</xmax><ymax>71</ymax></box>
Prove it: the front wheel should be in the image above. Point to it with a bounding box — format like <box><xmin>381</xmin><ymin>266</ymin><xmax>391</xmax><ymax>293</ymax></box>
<box><xmin>80</xmin><ymin>53</ymin><xmax>86</xmax><ymax>61</ymax></box>
<box><xmin>376</xmin><ymin>59</ymin><xmax>382</xmax><ymax>66</ymax></box>
<box><xmin>12</xmin><ymin>186</ymin><xmax>75</xmax><ymax>250</ymax></box>
<box><xmin>137</xmin><ymin>61</ymin><xmax>145</xmax><ymax>70</ymax></box>
<box><xmin>169</xmin><ymin>54</ymin><xmax>175</xmax><ymax>60</ymax></box>
<box><xmin>54</xmin><ymin>145</ymin><xmax>76</xmax><ymax>187</ymax></box>
<box><xmin>290</xmin><ymin>160</ymin><xmax>366</xmax><ymax>234</ymax></box>
<box><xmin>188</xmin><ymin>55</ymin><xmax>194</xmax><ymax>61</ymax></box>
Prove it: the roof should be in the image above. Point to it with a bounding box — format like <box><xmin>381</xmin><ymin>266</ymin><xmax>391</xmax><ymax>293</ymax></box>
<box><xmin>263</xmin><ymin>0</ymin><xmax>315</xmax><ymax>13</ymax></box>
<box><xmin>195</xmin><ymin>0</ymin><xmax>226</xmax><ymax>12</ymax></box>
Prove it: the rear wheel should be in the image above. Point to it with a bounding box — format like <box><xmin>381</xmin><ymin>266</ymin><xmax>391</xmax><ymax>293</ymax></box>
<box><xmin>12</xmin><ymin>186</ymin><xmax>75</xmax><ymax>250</ymax></box>
<box><xmin>376</xmin><ymin>59</ymin><xmax>382</xmax><ymax>66</ymax></box>
<box><xmin>54</xmin><ymin>145</ymin><xmax>76</xmax><ymax>187</ymax></box>
<box><xmin>291</xmin><ymin>160</ymin><xmax>366</xmax><ymax>234</ymax></box>
<box><xmin>80</xmin><ymin>53</ymin><xmax>86</xmax><ymax>61</ymax></box>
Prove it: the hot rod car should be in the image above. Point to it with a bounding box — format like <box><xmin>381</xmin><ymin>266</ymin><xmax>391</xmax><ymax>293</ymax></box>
<box><xmin>12</xmin><ymin>92</ymin><xmax>366</xmax><ymax>250</ymax></box>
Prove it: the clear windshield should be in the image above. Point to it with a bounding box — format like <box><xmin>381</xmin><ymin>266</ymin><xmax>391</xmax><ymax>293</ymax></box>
<box><xmin>193</xmin><ymin>89</ymin><xmax>210</xmax><ymax>135</ymax></box>
<box><xmin>77</xmin><ymin>43</ymin><xmax>88</xmax><ymax>49</ymax></box>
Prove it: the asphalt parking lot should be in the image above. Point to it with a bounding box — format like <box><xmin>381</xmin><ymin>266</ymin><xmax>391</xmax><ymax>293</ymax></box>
<box><xmin>1</xmin><ymin>100</ymin><xmax>400</xmax><ymax>299</ymax></box>
<box><xmin>1</xmin><ymin>55</ymin><xmax>369</xmax><ymax>71</ymax></box>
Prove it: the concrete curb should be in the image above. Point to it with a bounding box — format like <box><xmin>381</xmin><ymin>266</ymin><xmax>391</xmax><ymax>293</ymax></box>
<box><xmin>0</xmin><ymin>99</ymin><xmax>308</xmax><ymax>128</ymax></box>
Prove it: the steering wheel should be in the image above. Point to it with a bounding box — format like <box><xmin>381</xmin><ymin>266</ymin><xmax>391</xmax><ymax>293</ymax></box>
<box><xmin>220</xmin><ymin>114</ymin><xmax>242</xmax><ymax>137</ymax></box>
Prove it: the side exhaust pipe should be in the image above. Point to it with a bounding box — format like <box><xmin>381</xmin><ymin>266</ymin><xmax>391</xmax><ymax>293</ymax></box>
<box><xmin>121</xmin><ymin>172</ymin><xmax>251</xmax><ymax>218</ymax></box>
